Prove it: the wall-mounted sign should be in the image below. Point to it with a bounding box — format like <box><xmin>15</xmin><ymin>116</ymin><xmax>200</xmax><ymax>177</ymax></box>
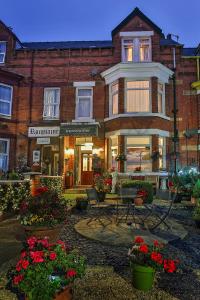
<box><xmin>60</xmin><ymin>124</ymin><xmax>98</xmax><ymax>136</ymax></box>
<box><xmin>37</xmin><ymin>137</ymin><xmax>50</xmax><ymax>145</ymax></box>
<box><xmin>28</xmin><ymin>127</ymin><xmax>60</xmax><ymax>137</ymax></box>
<box><xmin>33</xmin><ymin>150</ymin><xmax>40</xmax><ymax>163</ymax></box>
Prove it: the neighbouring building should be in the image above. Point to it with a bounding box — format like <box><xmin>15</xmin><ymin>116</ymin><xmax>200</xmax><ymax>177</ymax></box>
<box><xmin>0</xmin><ymin>7</ymin><xmax>199</xmax><ymax>186</ymax></box>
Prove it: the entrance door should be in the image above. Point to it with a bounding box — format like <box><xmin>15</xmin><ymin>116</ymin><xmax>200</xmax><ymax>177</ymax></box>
<box><xmin>81</xmin><ymin>153</ymin><xmax>93</xmax><ymax>185</ymax></box>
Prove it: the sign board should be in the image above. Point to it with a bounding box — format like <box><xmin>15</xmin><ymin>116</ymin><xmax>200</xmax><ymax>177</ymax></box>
<box><xmin>37</xmin><ymin>137</ymin><xmax>50</xmax><ymax>145</ymax></box>
<box><xmin>33</xmin><ymin>150</ymin><xmax>40</xmax><ymax>163</ymax></box>
<box><xmin>60</xmin><ymin>124</ymin><xmax>98</xmax><ymax>136</ymax></box>
<box><xmin>28</xmin><ymin>127</ymin><xmax>60</xmax><ymax>137</ymax></box>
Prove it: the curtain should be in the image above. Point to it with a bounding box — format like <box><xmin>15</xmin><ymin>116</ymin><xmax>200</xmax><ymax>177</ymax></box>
<box><xmin>127</xmin><ymin>90</ymin><xmax>149</xmax><ymax>112</ymax></box>
<box><xmin>44</xmin><ymin>89</ymin><xmax>59</xmax><ymax>118</ymax></box>
<box><xmin>78</xmin><ymin>98</ymin><xmax>90</xmax><ymax>117</ymax></box>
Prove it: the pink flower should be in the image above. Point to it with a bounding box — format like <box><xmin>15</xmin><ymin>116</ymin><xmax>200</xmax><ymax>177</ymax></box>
<box><xmin>20</xmin><ymin>251</ymin><xmax>27</xmax><ymax>258</ymax></box>
<box><xmin>66</xmin><ymin>269</ymin><xmax>77</xmax><ymax>278</ymax></box>
<box><xmin>27</xmin><ymin>236</ymin><xmax>37</xmax><ymax>249</ymax></box>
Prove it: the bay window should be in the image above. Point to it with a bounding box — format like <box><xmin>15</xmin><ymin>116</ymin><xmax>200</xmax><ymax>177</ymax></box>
<box><xmin>158</xmin><ymin>83</ymin><xmax>165</xmax><ymax>114</ymax></box>
<box><xmin>0</xmin><ymin>139</ymin><xmax>9</xmax><ymax>171</ymax></box>
<box><xmin>110</xmin><ymin>82</ymin><xmax>119</xmax><ymax>115</ymax></box>
<box><xmin>158</xmin><ymin>137</ymin><xmax>166</xmax><ymax>169</ymax></box>
<box><xmin>43</xmin><ymin>88</ymin><xmax>60</xmax><ymax>119</ymax></box>
<box><xmin>0</xmin><ymin>42</ymin><xmax>6</xmax><ymax>64</ymax></box>
<box><xmin>126</xmin><ymin>80</ymin><xmax>150</xmax><ymax>112</ymax></box>
<box><xmin>0</xmin><ymin>84</ymin><xmax>12</xmax><ymax>116</ymax></box>
<box><xmin>122</xmin><ymin>37</ymin><xmax>151</xmax><ymax>62</ymax></box>
<box><xmin>76</xmin><ymin>88</ymin><xmax>93</xmax><ymax>120</ymax></box>
<box><xmin>126</xmin><ymin>136</ymin><xmax>151</xmax><ymax>172</ymax></box>
<box><xmin>109</xmin><ymin>136</ymin><xmax>118</xmax><ymax>170</ymax></box>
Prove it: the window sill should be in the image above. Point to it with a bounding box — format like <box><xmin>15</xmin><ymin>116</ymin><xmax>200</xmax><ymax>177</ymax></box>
<box><xmin>105</xmin><ymin>113</ymin><xmax>170</xmax><ymax>122</ymax></box>
<box><xmin>0</xmin><ymin>114</ymin><xmax>11</xmax><ymax>119</ymax></box>
<box><xmin>43</xmin><ymin>117</ymin><xmax>60</xmax><ymax>121</ymax></box>
<box><xmin>72</xmin><ymin>118</ymin><xmax>95</xmax><ymax>123</ymax></box>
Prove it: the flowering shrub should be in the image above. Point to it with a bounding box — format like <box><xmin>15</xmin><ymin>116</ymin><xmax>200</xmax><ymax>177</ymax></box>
<box><xmin>19</xmin><ymin>187</ymin><xmax>68</xmax><ymax>227</ymax></box>
<box><xmin>137</xmin><ymin>189</ymin><xmax>148</xmax><ymax>198</ymax></box>
<box><xmin>40</xmin><ymin>176</ymin><xmax>63</xmax><ymax>197</ymax></box>
<box><xmin>128</xmin><ymin>236</ymin><xmax>178</xmax><ymax>273</ymax></box>
<box><xmin>93</xmin><ymin>172</ymin><xmax>112</xmax><ymax>192</ymax></box>
<box><xmin>8</xmin><ymin>236</ymin><xmax>85</xmax><ymax>300</ymax></box>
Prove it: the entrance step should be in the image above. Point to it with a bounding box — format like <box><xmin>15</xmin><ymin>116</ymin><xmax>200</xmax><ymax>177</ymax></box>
<box><xmin>65</xmin><ymin>186</ymin><xmax>92</xmax><ymax>194</ymax></box>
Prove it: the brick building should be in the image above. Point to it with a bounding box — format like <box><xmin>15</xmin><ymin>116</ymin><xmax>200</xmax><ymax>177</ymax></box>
<box><xmin>0</xmin><ymin>7</ymin><xmax>199</xmax><ymax>185</ymax></box>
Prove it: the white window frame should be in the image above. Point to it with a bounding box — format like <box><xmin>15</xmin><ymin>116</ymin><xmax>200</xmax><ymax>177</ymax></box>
<box><xmin>75</xmin><ymin>87</ymin><xmax>93</xmax><ymax>121</ymax></box>
<box><xmin>0</xmin><ymin>41</ymin><xmax>6</xmax><ymax>64</ymax></box>
<box><xmin>122</xmin><ymin>37</ymin><xmax>152</xmax><ymax>63</ymax></box>
<box><xmin>158</xmin><ymin>82</ymin><xmax>165</xmax><ymax>114</ymax></box>
<box><xmin>0</xmin><ymin>138</ymin><xmax>10</xmax><ymax>171</ymax></box>
<box><xmin>158</xmin><ymin>136</ymin><xmax>166</xmax><ymax>169</ymax></box>
<box><xmin>125</xmin><ymin>136</ymin><xmax>152</xmax><ymax>172</ymax></box>
<box><xmin>109</xmin><ymin>81</ymin><xmax>119</xmax><ymax>116</ymax></box>
<box><xmin>0</xmin><ymin>83</ymin><xmax>13</xmax><ymax>117</ymax></box>
<box><xmin>125</xmin><ymin>79</ymin><xmax>151</xmax><ymax>113</ymax></box>
<box><xmin>43</xmin><ymin>87</ymin><xmax>60</xmax><ymax>120</ymax></box>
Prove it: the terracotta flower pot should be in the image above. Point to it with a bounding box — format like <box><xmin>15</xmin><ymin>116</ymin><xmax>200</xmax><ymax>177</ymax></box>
<box><xmin>134</xmin><ymin>197</ymin><xmax>144</xmax><ymax>206</ymax></box>
<box><xmin>24</xmin><ymin>224</ymin><xmax>63</xmax><ymax>243</ymax></box>
<box><xmin>191</xmin><ymin>197</ymin><xmax>197</xmax><ymax>205</ymax></box>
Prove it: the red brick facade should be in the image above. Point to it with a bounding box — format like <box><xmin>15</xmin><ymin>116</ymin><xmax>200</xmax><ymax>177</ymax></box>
<box><xmin>0</xmin><ymin>8</ymin><xmax>199</xmax><ymax>184</ymax></box>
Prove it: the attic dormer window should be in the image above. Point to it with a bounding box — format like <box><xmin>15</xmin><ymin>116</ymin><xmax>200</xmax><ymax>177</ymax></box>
<box><xmin>0</xmin><ymin>42</ymin><xmax>6</xmax><ymax>64</ymax></box>
<box><xmin>120</xmin><ymin>31</ymin><xmax>152</xmax><ymax>63</ymax></box>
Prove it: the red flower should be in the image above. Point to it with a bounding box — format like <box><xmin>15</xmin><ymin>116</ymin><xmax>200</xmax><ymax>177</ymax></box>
<box><xmin>49</xmin><ymin>252</ymin><xmax>57</xmax><ymax>260</ymax></box>
<box><xmin>153</xmin><ymin>240</ymin><xmax>160</xmax><ymax>247</ymax></box>
<box><xmin>134</xmin><ymin>236</ymin><xmax>144</xmax><ymax>244</ymax></box>
<box><xmin>38</xmin><ymin>238</ymin><xmax>49</xmax><ymax>248</ymax></box>
<box><xmin>27</xmin><ymin>236</ymin><xmax>37</xmax><ymax>249</ymax></box>
<box><xmin>34</xmin><ymin>186</ymin><xmax>48</xmax><ymax>196</ymax></box>
<box><xmin>16</xmin><ymin>261</ymin><xmax>22</xmax><ymax>272</ymax></box>
<box><xmin>66</xmin><ymin>269</ymin><xmax>77</xmax><ymax>278</ymax></box>
<box><xmin>30</xmin><ymin>251</ymin><xmax>44</xmax><ymax>263</ymax></box>
<box><xmin>21</xmin><ymin>260</ymin><xmax>29</xmax><ymax>270</ymax></box>
<box><xmin>151</xmin><ymin>252</ymin><xmax>163</xmax><ymax>264</ymax></box>
<box><xmin>164</xmin><ymin>259</ymin><xmax>177</xmax><ymax>273</ymax></box>
<box><xmin>139</xmin><ymin>244</ymin><xmax>148</xmax><ymax>253</ymax></box>
<box><xmin>57</xmin><ymin>240</ymin><xmax>65</xmax><ymax>250</ymax></box>
<box><xmin>13</xmin><ymin>274</ymin><xmax>24</xmax><ymax>285</ymax></box>
<box><xmin>20</xmin><ymin>251</ymin><xmax>27</xmax><ymax>258</ymax></box>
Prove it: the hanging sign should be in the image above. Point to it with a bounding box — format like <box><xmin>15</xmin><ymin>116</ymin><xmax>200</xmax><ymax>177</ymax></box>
<box><xmin>60</xmin><ymin>124</ymin><xmax>98</xmax><ymax>136</ymax></box>
<box><xmin>37</xmin><ymin>137</ymin><xmax>50</xmax><ymax>145</ymax></box>
<box><xmin>28</xmin><ymin>127</ymin><xmax>60</xmax><ymax>137</ymax></box>
<box><xmin>33</xmin><ymin>150</ymin><xmax>40</xmax><ymax>163</ymax></box>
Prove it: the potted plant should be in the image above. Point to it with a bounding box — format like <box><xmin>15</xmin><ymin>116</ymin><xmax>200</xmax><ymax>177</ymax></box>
<box><xmin>128</xmin><ymin>236</ymin><xmax>178</xmax><ymax>291</ymax></box>
<box><xmin>19</xmin><ymin>187</ymin><xmax>69</xmax><ymax>242</ymax></box>
<box><xmin>93</xmin><ymin>172</ymin><xmax>112</xmax><ymax>202</ymax></box>
<box><xmin>134</xmin><ymin>190</ymin><xmax>147</xmax><ymax>206</ymax></box>
<box><xmin>8</xmin><ymin>236</ymin><xmax>85</xmax><ymax>300</ymax></box>
<box><xmin>193</xmin><ymin>200</ymin><xmax>200</xmax><ymax>228</ymax></box>
<box><xmin>75</xmin><ymin>197</ymin><xmax>88</xmax><ymax>211</ymax></box>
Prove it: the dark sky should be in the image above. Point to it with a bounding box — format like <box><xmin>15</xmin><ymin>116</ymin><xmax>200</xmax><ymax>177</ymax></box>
<box><xmin>0</xmin><ymin>0</ymin><xmax>199</xmax><ymax>47</ymax></box>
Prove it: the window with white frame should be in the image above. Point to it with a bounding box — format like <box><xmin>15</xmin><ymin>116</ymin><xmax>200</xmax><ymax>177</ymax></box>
<box><xmin>110</xmin><ymin>82</ymin><xmax>119</xmax><ymax>115</ymax></box>
<box><xmin>122</xmin><ymin>37</ymin><xmax>151</xmax><ymax>62</ymax></box>
<box><xmin>158</xmin><ymin>137</ymin><xmax>166</xmax><ymax>169</ymax></box>
<box><xmin>158</xmin><ymin>83</ymin><xmax>165</xmax><ymax>114</ymax></box>
<box><xmin>43</xmin><ymin>88</ymin><xmax>60</xmax><ymax>119</ymax></box>
<box><xmin>0</xmin><ymin>139</ymin><xmax>9</xmax><ymax>171</ymax></box>
<box><xmin>0</xmin><ymin>84</ymin><xmax>12</xmax><ymax>116</ymax></box>
<box><xmin>126</xmin><ymin>80</ymin><xmax>150</xmax><ymax>112</ymax></box>
<box><xmin>76</xmin><ymin>88</ymin><xmax>93</xmax><ymax>120</ymax></box>
<box><xmin>126</xmin><ymin>136</ymin><xmax>151</xmax><ymax>172</ymax></box>
<box><xmin>109</xmin><ymin>136</ymin><xmax>118</xmax><ymax>170</ymax></box>
<box><xmin>0</xmin><ymin>42</ymin><xmax>6</xmax><ymax>64</ymax></box>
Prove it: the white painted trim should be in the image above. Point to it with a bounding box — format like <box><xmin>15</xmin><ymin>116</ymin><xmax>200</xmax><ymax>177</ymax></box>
<box><xmin>0</xmin><ymin>138</ymin><xmax>10</xmax><ymax>171</ymax></box>
<box><xmin>75</xmin><ymin>87</ymin><xmax>93</xmax><ymax>121</ymax></box>
<box><xmin>72</xmin><ymin>118</ymin><xmax>95</xmax><ymax>123</ymax></box>
<box><xmin>101</xmin><ymin>62</ymin><xmax>173</xmax><ymax>85</ymax></box>
<box><xmin>0</xmin><ymin>83</ymin><xmax>13</xmax><ymax>117</ymax></box>
<box><xmin>73</xmin><ymin>81</ymin><xmax>95</xmax><ymax>87</ymax></box>
<box><xmin>105</xmin><ymin>129</ymin><xmax>170</xmax><ymax>138</ymax></box>
<box><xmin>120</xmin><ymin>31</ymin><xmax>154</xmax><ymax>37</ymax></box>
<box><xmin>104</xmin><ymin>113</ymin><xmax>171</xmax><ymax>122</ymax></box>
<box><xmin>43</xmin><ymin>87</ymin><xmax>60</xmax><ymax>119</ymax></box>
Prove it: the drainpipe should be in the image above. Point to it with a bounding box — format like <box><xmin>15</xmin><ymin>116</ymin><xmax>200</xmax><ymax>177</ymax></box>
<box><xmin>172</xmin><ymin>47</ymin><xmax>178</xmax><ymax>174</ymax></box>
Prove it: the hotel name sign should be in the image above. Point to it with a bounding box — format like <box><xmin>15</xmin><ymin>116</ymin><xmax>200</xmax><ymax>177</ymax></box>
<box><xmin>28</xmin><ymin>127</ymin><xmax>60</xmax><ymax>137</ymax></box>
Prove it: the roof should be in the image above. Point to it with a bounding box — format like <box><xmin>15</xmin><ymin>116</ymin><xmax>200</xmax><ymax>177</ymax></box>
<box><xmin>182</xmin><ymin>48</ymin><xmax>198</xmax><ymax>56</ymax></box>
<box><xmin>112</xmin><ymin>7</ymin><xmax>164</xmax><ymax>37</ymax></box>
<box><xmin>20</xmin><ymin>40</ymin><xmax>113</xmax><ymax>50</ymax></box>
<box><xmin>0</xmin><ymin>20</ymin><xmax>21</xmax><ymax>44</ymax></box>
<box><xmin>0</xmin><ymin>67</ymin><xmax>24</xmax><ymax>79</ymax></box>
<box><xmin>160</xmin><ymin>38</ymin><xmax>182</xmax><ymax>46</ymax></box>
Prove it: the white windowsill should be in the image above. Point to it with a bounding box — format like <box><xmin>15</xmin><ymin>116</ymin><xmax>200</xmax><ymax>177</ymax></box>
<box><xmin>72</xmin><ymin>118</ymin><xmax>96</xmax><ymax>123</ymax></box>
<box><xmin>104</xmin><ymin>113</ymin><xmax>170</xmax><ymax>122</ymax></box>
<box><xmin>0</xmin><ymin>114</ymin><xmax>11</xmax><ymax>119</ymax></box>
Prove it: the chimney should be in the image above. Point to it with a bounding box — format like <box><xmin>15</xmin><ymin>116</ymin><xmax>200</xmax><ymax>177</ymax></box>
<box><xmin>167</xmin><ymin>34</ymin><xmax>172</xmax><ymax>40</ymax></box>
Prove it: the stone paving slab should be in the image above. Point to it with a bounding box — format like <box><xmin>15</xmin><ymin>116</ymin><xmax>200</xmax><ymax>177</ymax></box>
<box><xmin>75</xmin><ymin>216</ymin><xmax>187</xmax><ymax>246</ymax></box>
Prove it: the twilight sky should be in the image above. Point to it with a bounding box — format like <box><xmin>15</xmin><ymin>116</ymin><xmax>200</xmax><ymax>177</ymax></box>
<box><xmin>0</xmin><ymin>0</ymin><xmax>199</xmax><ymax>47</ymax></box>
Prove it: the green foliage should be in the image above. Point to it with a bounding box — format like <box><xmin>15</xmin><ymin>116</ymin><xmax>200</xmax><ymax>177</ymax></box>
<box><xmin>192</xmin><ymin>179</ymin><xmax>200</xmax><ymax>199</ymax></box>
<box><xmin>8</xmin><ymin>237</ymin><xmax>85</xmax><ymax>300</ymax></box>
<box><xmin>40</xmin><ymin>176</ymin><xmax>63</xmax><ymax>197</ymax></box>
<box><xmin>193</xmin><ymin>200</ymin><xmax>200</xmax><ymax>221</ymax></box>
<box><xmin>0</xmin><ymin>181</ymin><xmax>30</xmax><ymax>213</ymax></box>
<box><xmin>121</xmin><ymin>180</ymin><xmax>153</xmax><ymax>203</ymax></box>
<box><xmin>75</xmin><ymin>197</ymin><xmax>88</xmax><ymax>210</ymax></box>
<box><xmin>171</xmin><ymin>172</ymin><xmax>199</xmax><ymax>195</ymax></box>
<box><xmin>8</xmin><ymin>170</ymin><xmax>20</xmax><ymax>180</ymax></box>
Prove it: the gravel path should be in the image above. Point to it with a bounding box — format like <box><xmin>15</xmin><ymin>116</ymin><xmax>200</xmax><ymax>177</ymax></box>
<box><xmin>60</xmin><ymin>207</ymin><xmax>200</xmax><ymax>300</ymax></box>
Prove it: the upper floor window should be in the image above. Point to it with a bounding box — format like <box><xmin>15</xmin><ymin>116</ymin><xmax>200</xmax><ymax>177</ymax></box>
<box><xmin>110</xmin><ymin>82</ymin><xmax>119</xmax><ymax>115</ymax></box>
<box><xmin>0</xmin><ymin>84</ymin><xmax>12</xmax><ymax>116</ymax></box>
<box><xmin>0</xmin><ymin>139</ymin><xmax>9</xmax><ymax>171</ymax></box>
<box><xmin>0</xmin><ymin>42</ymin><xmax>6</xmax><ymax>64</ymax></box>
<box><xmin>122</xmin><ymin>37</ymin><xmax>151</xmax><ymax>62</ymax></box>
<box><xmin>126</xmin><ymin>80</ymin><xmax>150</xmax><ymax>112</ymax></box>
<box><xmin>76</xmin><ymin>88</ymin><xmax>93</xmax><ymax>120</ymax></box>
<box><xmin>158</xmin><ymin>83</ymin><xmax>165</xmax><ymax>114</ymax></box>
<box><xmin>43</xmin><ymin>88</ymin><xmax>60</xmax><ymax>119</ymax></box>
